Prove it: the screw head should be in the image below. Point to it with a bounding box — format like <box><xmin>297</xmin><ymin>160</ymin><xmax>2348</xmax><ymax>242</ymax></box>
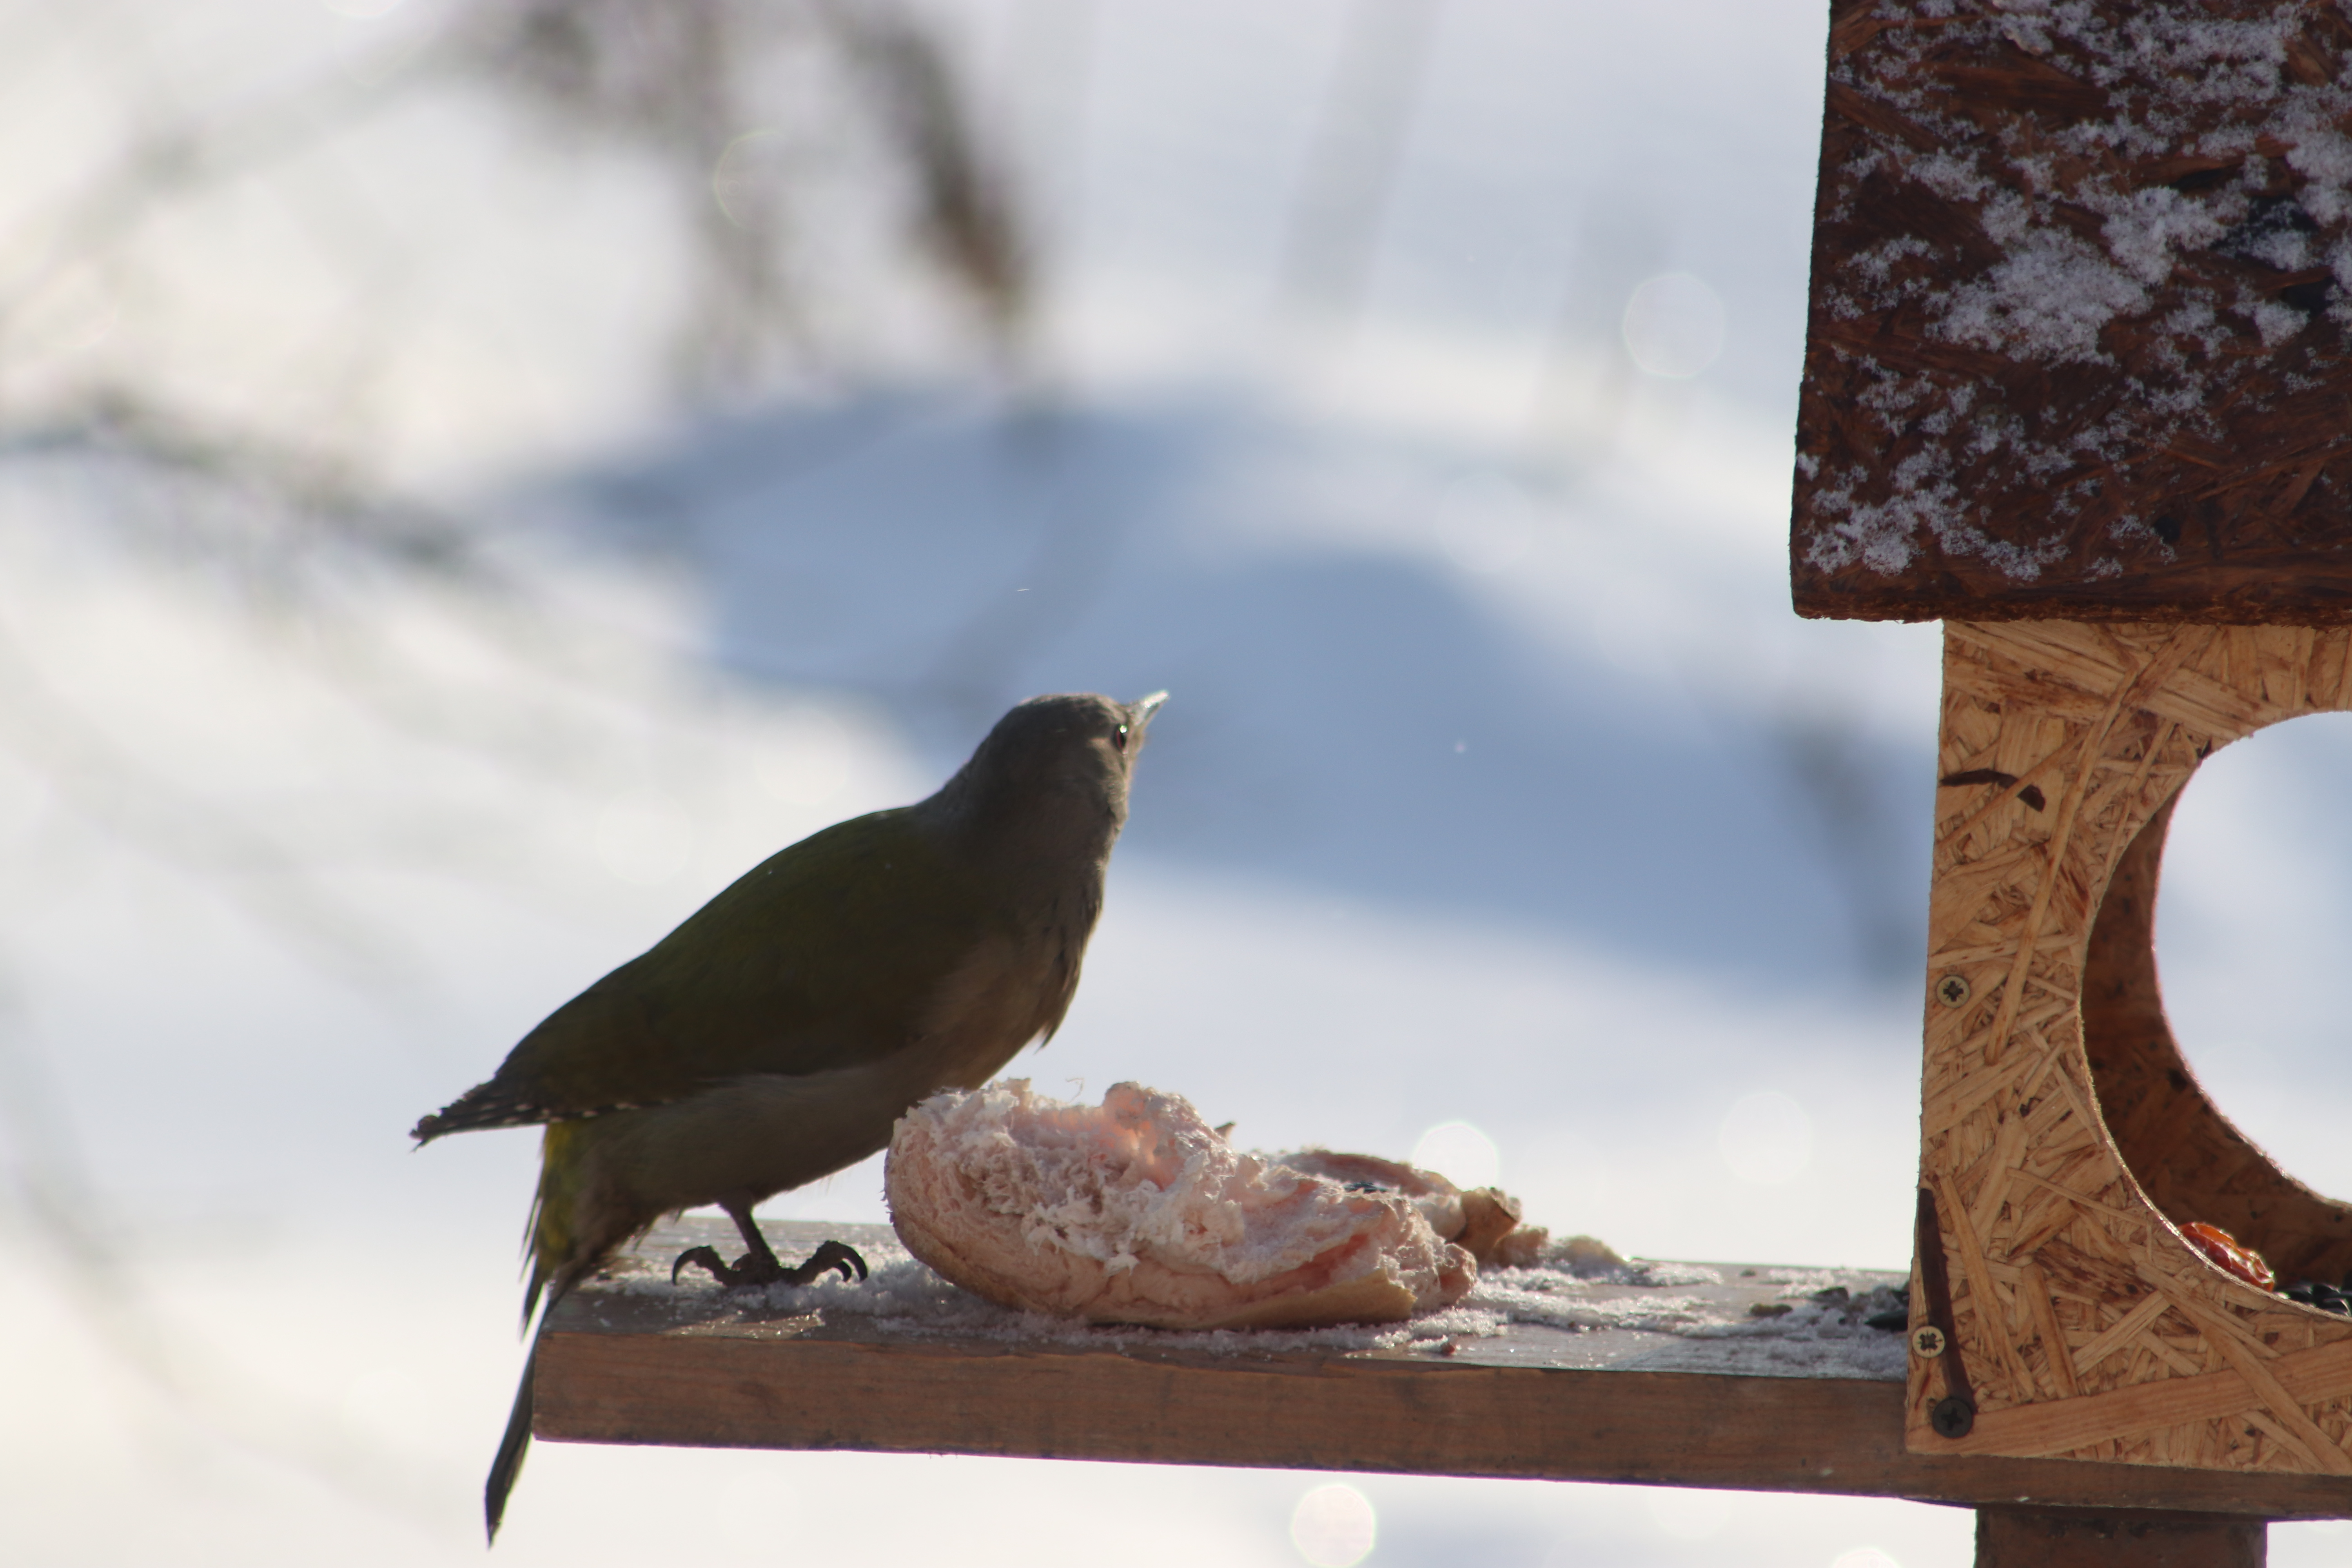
<box><xmin>1930</xmin><ymin>1395</ymin><xmax>1976</xmax><ymax>1439</ymax></box>
<box><xmin>1935</xmin><ymin>974</ymin><xmax>1971</xmax><ymax>1008</ymax></box>
<box><xmin>1911</xmin><ymin>1325</ymin><xmax>1947</xmax><ymax>1358</ymax></box>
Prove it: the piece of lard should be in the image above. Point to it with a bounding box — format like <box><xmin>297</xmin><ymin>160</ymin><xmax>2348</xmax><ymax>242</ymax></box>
<box><xmin>1272</xmin><ymin>1148</ymin><xmax>1544</xmax><ymax>1266</ymax></box>
<box><xmin>886</xmin><ymin>1081</ymin><xmax>1477</xmax><ymax>1329</ymax></box>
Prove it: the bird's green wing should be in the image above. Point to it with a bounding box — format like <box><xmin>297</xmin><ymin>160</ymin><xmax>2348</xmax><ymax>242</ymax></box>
<box><xmin>417</xmin><ymin>808</ymin><xmax>1005</xmax><ymax>1136</ymax></box>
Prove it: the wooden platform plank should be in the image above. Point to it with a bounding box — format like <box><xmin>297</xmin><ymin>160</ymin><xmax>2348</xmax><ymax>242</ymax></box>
<box><xmin>530</xmin><ymin>1221</ymin><xmax>2352</xmax><ymax>1520</ymax></box>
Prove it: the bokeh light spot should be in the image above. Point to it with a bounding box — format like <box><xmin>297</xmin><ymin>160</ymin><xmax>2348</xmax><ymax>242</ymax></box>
<box><xmin>1413</xmin><ymin>1120</ymin><xmax>1501</xmax><ymax>1188</ymax></box>
<box><xmin>1645</xmin><ymin>1486</ymin><xmax>1731</xmax><ymax>1540</ymax></box>
<box><xmin>1290</xmin><ymin>1483</ymin><xmax>1377</xmax><ymax>1568</ymax></box>
<box><xmin>1832</xmin><ymin>1548</ymin><xmax>1902</xmax><ymax>1568</ymax></box>
<box><xmin>1622</xmin><ymin>272</ymin><xmax>1727</xmax><ymax>378</ymax></box>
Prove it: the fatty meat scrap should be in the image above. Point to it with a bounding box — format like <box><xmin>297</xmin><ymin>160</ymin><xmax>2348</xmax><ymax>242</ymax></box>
<box><xmin>1272</xmin><ymin>1148</ymin><xmax>1552</xmax><ymax>1268</ymax></box>
<box><xmin>886</xmin><ymin>1081</ymin><xmax>1477</xmax><ymax>1329</ymax></box>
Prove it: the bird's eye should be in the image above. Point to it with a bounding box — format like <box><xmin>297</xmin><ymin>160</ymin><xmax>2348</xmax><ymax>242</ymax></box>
<box><xmin>1112</xmin><ymin>724</ymin><xmax>1129</xmax><ymax>751</ymax></box>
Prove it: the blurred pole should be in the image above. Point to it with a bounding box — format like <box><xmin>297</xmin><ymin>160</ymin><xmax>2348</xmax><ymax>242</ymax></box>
<box><xmin>1001</xmin><ymin>0</ymin><xmax>1099</xmax><ymax>296</ymax></box>
<box><xmin>1771</xmin><ymin>714</ymin><xmax>1928</xmax><ymax>984</ymax></box>
<box><xmin>1270</xmin><ymin>0</ymin><xmax>1440</xmax><ymax>361</ymax></box>
<box><xmin>0</xmin><ymin>960</ymin><xmax>117</xmax><ymax>1289</ymax></box>
<box><xmin>1525</xmin><ymin>199</ymin><xmax>1667</xmax><ymax>481</ymax></box>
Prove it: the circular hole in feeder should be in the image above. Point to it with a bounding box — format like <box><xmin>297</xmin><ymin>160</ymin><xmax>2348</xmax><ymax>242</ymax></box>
<box><xmin>2158</xmin><ymin>713</ymin><xmax>2352</xmax><ymax>1199</ymax></box>
<box><xmin>2082</xmin><ymin>712</ymin><xmax>2352</xmax><ymax>1298</ymax></box>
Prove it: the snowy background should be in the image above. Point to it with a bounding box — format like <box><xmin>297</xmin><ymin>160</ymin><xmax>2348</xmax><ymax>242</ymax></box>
<box><xmin>2</xmin><ymin>2</ymin><xmax>2351</xmax><ymax>1565</ymax></box>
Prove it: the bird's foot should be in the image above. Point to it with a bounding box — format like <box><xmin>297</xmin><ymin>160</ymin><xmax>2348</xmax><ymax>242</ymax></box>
<box><xmin>671</xmin><ymin>1238</ymin><xmax>869</xmax><ymax>1289</ymax></box>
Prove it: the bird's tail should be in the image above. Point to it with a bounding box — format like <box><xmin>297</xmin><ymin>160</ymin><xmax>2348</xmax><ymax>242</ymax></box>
<box><xmin>521</xmin><ymin>1121</ymin><xmax>589</xmax><ymax>1329</ymax></box>
<box><xmin>485</xmin><ymin>1330</ymin><xmax>539</xmax><ymax>1545</ymax></box>
<box><xmin>493</xmin><ymin>1142</ymin><xmax>580</xmax><ymax>1548</ymax></box>
<box><xmin>492</xmin><ymin>1122</ymin><xmax>605</xmax><ymax>1541</ymax></box>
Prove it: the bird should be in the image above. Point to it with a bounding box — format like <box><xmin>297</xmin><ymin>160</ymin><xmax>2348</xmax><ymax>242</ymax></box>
<box><xmin>413</xmin><ymin>690</ymin><xmax>1165</xmax><ymax>1542</ymax></box>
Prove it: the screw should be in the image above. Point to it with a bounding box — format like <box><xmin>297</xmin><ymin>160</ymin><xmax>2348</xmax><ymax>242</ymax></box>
<box><xmin>1931</xmin><ymin>1395</ymin><xmax>1976</xmax><ymax>1439</ymax></box>
<box><xmin>1935</xmin><ymin>974</ymin><xmax>1971</xmax><ymax>1008</ymax></box>
<box><xmin>1911</xmin><ymin>1325</ymin><xmax>1947</xmax><ymax>1358</ymax></box>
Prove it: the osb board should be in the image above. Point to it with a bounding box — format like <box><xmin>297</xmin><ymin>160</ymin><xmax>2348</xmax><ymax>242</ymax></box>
<box><xmin>1915</xmin><ymin>619</ymin><xmax>2352</xmax><ymax>1476</ymax></box>
<box><xmin>533</xmin><ymin>1226</ymin><xmax>2352</xmax><ymax>1518</ymax></box>
<box><xmin>1791</xmin><ymin>2</ymin><xmax>2352</xmax><ymax>623</ymax></box>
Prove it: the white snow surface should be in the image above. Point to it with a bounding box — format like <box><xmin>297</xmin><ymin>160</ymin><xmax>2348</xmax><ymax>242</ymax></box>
<box><xmin>599</xmin><ymin>1228</ymin><xmax>1909</xmax><ymax>1380</ymax></box>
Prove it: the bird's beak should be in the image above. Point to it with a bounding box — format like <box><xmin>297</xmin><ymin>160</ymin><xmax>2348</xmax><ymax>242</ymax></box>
<box><xmin>1128</xmin><ymin>690</ymin><xmax>1169</xmax><ymax>739</ymax></box>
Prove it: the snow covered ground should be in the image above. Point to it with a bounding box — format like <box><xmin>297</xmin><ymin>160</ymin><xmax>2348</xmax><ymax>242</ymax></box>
<box><xmin>5</xmin><ymin>2</ymin><xmax>2352</xmax><ymax>1565</ymax></box>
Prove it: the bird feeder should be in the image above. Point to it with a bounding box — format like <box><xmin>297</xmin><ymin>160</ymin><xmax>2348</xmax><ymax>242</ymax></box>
<box><xmin>1795</xmin><ymin>0</ymin><xmax>2352</xmax><ymax>1489</ymax></box>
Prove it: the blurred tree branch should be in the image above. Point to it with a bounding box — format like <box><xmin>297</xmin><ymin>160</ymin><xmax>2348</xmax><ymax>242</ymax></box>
<box><xmin>0</xmin><ymin>0</ymin><xmax>1032</xmax><ymax>895</ymax></box>
<box><xmin>457</xmin><ymin>0</ymin><xmax>1027</xmax><ymax>392</ymax></box>
<box><xmin>0</xmin><ymin>0</ymin><xmax>1033</xmax><ymax>1523</ymax></box>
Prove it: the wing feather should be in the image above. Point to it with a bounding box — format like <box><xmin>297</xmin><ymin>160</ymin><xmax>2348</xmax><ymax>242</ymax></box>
<box><xmin>413</xmin><ymin>808</ymin><xmax>1000</xmax><ymax>1140</ymax></box>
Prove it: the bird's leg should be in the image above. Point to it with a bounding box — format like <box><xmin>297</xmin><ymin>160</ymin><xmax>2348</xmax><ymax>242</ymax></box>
<box><xmin>671</xmin><ymin>1201</ymin><xmax>869</xmax><ymax>1289</ymax></box>
<box><xmin>715</xmin><ymin>1200</ymin><xmax>791</xmax><ymax>1280</ymax></box>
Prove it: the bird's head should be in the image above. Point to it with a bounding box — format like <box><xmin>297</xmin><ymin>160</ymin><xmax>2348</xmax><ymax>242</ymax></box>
<box><xmin>930</xmin><ymin>691</ymin><xmax>1167</xmax><ymax>855</ymax></box>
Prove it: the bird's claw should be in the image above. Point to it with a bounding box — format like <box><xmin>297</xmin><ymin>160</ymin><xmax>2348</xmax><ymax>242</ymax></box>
<box><xmin>670</xmin><ymin>1239</ymin><xmax>869</xmax><ymax>1289</ymax></box>
<box><xmin>798</xmin><ymin>1239</ymin><xmax>869</xmax><ymax>1285</ymax></box>
<box><xmin>671</xmin><ymin>1245</ymin><xmax>730</xmax><ymax>1286</ymax></box>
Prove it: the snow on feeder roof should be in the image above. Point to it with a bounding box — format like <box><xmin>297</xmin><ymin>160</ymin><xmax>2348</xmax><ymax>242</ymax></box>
<box><xmin>1792</xmin><ymin>1</ymin><xmax>2352</xmax><ymax>622</ymax></box>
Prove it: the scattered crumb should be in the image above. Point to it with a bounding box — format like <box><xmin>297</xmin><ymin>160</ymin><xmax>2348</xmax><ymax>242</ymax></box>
<box><xmin>1550</xmin><ymin>1233</ymin><xmax>1626</xmax><ymax>1276</ymax></box>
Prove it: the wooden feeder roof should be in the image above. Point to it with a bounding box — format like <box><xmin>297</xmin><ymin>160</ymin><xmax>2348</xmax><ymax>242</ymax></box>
<box><xmin>1792</xmin><ymin>1</ymin><xmax>2352</xmax><ymax>622</ymax></box>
